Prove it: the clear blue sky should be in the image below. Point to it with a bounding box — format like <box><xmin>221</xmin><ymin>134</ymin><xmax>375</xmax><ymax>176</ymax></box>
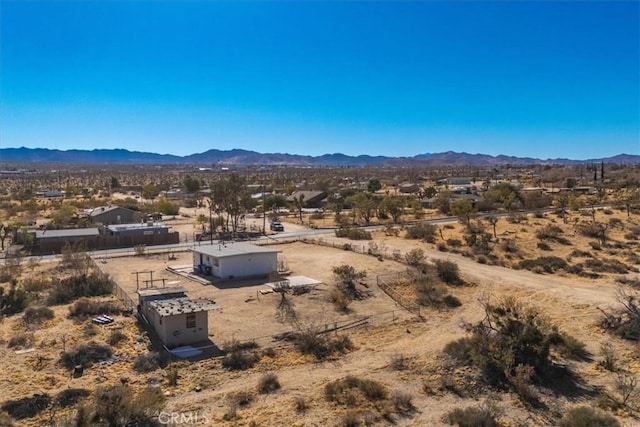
<box><xmin>1</xmin><ymin>1</ymin><xmax>638</xmax><ymax>159</ymax></box>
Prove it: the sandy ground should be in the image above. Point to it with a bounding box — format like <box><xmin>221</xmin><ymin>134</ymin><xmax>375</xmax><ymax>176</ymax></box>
<box><xmin>2</xmin><ymin>208</ymin><xmax>640</xmax><ymax>426</ymax></box>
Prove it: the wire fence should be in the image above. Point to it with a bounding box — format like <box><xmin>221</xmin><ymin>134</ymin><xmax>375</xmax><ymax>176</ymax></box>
<box><xmin>376</xmin><ymin>272</ymin><xmax>423</xmax><ymax>317</ymax></box>
<box><xmin>88</xmin><ymin>256</ymin><xmax>136</xmax><ymax>310</ymax></box>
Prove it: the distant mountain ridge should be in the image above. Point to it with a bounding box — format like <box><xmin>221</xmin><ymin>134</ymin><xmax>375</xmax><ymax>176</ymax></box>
<box><xmin>0</xmin><ymin>147</ymin><xmax>638</xmax><ymax>166</ymax></box>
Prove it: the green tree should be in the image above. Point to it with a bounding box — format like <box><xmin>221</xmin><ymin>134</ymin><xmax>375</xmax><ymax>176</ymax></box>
<box><xmin>155</xmin><ymin>198</ymin><xmax>180</xmax><ymax>216</ymax></box>
<box><xmin>265</xmin><ymin>194</ymin><xmax>288</xmax><ymax>213</ymax></box>
<box><xmin>292</xmin><ymin>193</ymin><xmax>306</xmax><ymax>222</ymax></box>
<box><xmin>211</xmin><ymin>173</ymin><xmax>254</xmax><ymax>233</ymax></box>
<box><xmin>52</xmin><ymin>203</ymin><xmax>77</xmax><ymax>226</ymax></box>
<box><xmin>367</xmin><ymin>178</ymin><xmax>382</xmax><ymax>193</ymax></box>
<box><xmin>380</xmin><ymin>195</ymin><xmax>405</xmax><ymax>223</ymax></box>
<box><xmin>434</xmin><ymin>190</ymin><xmax>453</xmax><ymax>215</ymax></box>
<box><xmin>110</xmin><ymin>176</ymin><xmax>121</xmax><ymax>189</ymax></box>
<box><xmin>183</xmin><ymin>175</ymin><xmax>201</xmax><ymax>193</ymax></box>
<box><xmin>142</xmin><ymin>183</ymin><xmax>159</xmax><ymax>200</ymax></box>
<box><xmin>349</xmin><ymin>193</ymin><xmax>377</xmax><ymax>225</ymax></box>
<box><xmin>450</xmin><ymin>198</ymin><xmax>475</xmax><ymax>225</ymax></box>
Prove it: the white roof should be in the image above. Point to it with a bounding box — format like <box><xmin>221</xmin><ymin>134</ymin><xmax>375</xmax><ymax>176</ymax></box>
<box><xmin>192</xmin><ymin>242</ymin><xmax>279</xmax><ymax>258</ymax></box>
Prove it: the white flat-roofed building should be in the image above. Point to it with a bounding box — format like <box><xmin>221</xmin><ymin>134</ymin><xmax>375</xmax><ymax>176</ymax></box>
<box><xmin>192</xmin><ymin>242</ymin><xmax>279</xmax><ymax>280</ymax></box>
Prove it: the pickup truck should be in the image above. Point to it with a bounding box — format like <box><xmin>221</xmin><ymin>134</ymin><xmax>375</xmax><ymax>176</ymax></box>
<box><xmin>270</xmin><ymin>221</ymin><xmax>284</xmax><ymax>232</ymax></box>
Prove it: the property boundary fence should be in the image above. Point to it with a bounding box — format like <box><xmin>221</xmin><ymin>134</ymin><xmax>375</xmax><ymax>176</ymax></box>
<box><xmin>376</xmin><ymin>272</ymin><xmax>423</xmax><ymax>317</ymax></box>
<box><xmin>88</xmin><ymin>256</ymin><xmax>136</xmax><ymax>310</ymax></box>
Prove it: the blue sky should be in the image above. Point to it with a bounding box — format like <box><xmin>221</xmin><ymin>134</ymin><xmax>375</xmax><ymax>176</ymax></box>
<box><xmin>1</xmin><ymin>1</ymin><xmax>638</xmax><ymax>159</ymax></box>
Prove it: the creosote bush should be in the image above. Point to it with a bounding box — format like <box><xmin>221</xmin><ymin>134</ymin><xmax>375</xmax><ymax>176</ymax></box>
<box><xmin>60</xmin><ymin>343</ymin><xmax>113</xmax><ymax>369</ymax></box>
<box><xmin>258</xmin><ymin>372</ymin><xmax>281</xmax><ymax>394</ymax></box>
<box><xmin>443</xmin><ymin>297</ymin><xmax>584</xmax><ymax>402</ymax></box>
<box><xmin>68</xmin><ymin>298</ymin><xmax>121</xmax><ymax>317</ymax></box>
<box><xmin>559</xmin><ymin>406</ymin><xmax>620</xmax><ymax>427</ymax></box>
<box><xmin>133</xmin><ymin>352</ymin><xmax>161</xmax><ymax>372</ymax></box>
<box><xmin>434</xmin><ymin>259</ymin><xmax>463</xmax><ymax>286</ymax></box>
<box><xmin>22</xmin><ymin>305</ymin><xmax>54</xmax><ymax>324</ymax></box>
<box><xmin>47</xmin><ymin>273</ymin><xmax>114</xmax><ymax>305</ymax></box>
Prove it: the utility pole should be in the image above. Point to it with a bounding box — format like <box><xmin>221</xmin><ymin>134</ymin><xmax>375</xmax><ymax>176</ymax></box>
<box><xmin>207</xmin><ymin>198</ymin><xmax>214</xmax><ymax>245</ymax></box>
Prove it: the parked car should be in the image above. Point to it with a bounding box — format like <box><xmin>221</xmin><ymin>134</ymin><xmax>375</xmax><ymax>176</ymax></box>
<box><xmin>270</xmin><ymin>221</ymin><xmax>284</xmax><ymax>232</ymax></box>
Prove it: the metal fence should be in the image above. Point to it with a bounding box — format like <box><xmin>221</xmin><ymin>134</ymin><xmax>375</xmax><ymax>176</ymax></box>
<box><xmin>376</xmin><ymin>272</ymin><xmax>423</xmax><ymax>317</ymax></box>
<box><xmin>88</xmin><ymin>256</ymin><xmax>135</xmax><ymax>310</ymax></box>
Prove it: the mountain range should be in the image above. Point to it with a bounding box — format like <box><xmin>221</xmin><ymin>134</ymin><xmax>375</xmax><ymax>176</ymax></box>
<box><xmin>0</xmin><ymin>147</ymin><xmax>638</xmax><ymax>167</ymax></box>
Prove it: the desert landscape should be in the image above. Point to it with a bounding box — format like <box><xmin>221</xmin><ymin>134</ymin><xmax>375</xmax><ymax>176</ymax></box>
<box><xmin>1</xmin><ymin>169</ymin><xmax>639</xmax><ymax>426</ymax></box>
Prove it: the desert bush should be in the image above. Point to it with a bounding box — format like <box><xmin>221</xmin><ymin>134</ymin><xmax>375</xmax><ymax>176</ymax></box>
<box><xmin>68</xmin><ymin>298</ymin><xmax>121</xmax><ymax>317</ymax></box>
<box><xmin>446</xmin><ymin>238</ymin><xmax>462</xmax><ymax>247</ymax></box>
<box><xmin>7</xmin><ymin>333</ymin><xmax>34</xmax><ymax>349</ymax></box>
<box><xmin>500</xmin><ymin>239</ymin><xmax>519</xmax><ymax>253</ymax></box>
<box><xmin>615</xmin><ymin>370</ymin><xmax>639</xmax><ymax>406</ymax></box>
<box><xmin>584</xmin><ymin>258</ymin><xmax>632</xmax><ymax>274</ymax></box>
<box><xmin>405</xmin><ymin>223</ymin><xmax>437</xmax><ymax>242</ymax></box>
<box><xmin>434</xmin><ymin>259</ymin><xmax>463</xmax><ymax>285</ymax></box>
<box><xmin>537</xmin><ymin>242</ymin><xmax>551</xmax><ymax>251</ymax></box>
<box><xmin>333</xmin><ymin>264</ymin><xmax>367</xmax><ymax>299</ymax></box>
<box><xmin>47</xmin><ymin>273</ymin><xmax>114</xmax><ymax>305</ymax></box>
<box><xmin>133</xmin><ymin>352</ymin><xmax>161</xmax><ymax>373</ymax></box>
<box><xmin>293</xmin><ymin>395</ymin><xmax>308</xmax><ymax>412</ymax></box>
<box><xmin>536</xmin><ymin>224</ymin><xmax>569</xmax><ymax>244</ymax></box>
<box><xmin>443</xmin><ymin>405</ymin><xmax>499</xmax><ymax>427</ymax></box>
<box><xmin>0</xmin><ymin>282</ymin><xmax>29</xmax><ymax>316</ymax></box>
<box><xmin>166</xmin><ymin>366</ymin><xmax>179</xmax><ymax>386</ymax></box>
<box><xmin>294</xmin><ymin>327</ymin><xmax>352</xmax><ymax>360</ymax></box>
<box><xmin>258</xmin><ymin>372</ymin><xmax>281</xmax><ymax>394</ymax></box>
<box><xmin>91</xmin><ymin>385</ymin><xmax>165</xmax><ymax>426</ymax></box>
<box><xmin>60</xmin><ymin>343</ymin><xmax>113</xmax><ymax>369</ymax></box>
<box><xmin>21</xmin><ymin>277</ymin><xmax>50</xmax><ymax>293</ymax></box>
<box><xmin>589</xmin><ymin>241</ymin><xmax>602</xmax><ymax>250</ymax></box>
<box><xmin>108</xmin><ymin>329</ymin><xmax>127</xmax><ymax>346</ymax></box>
<box><xmin>390</xmin><ymin>390</ymin><xmax>414</xmax><ymax>413</ymax></box>
<box><xmin>329</xmin><ymin>288</ymin><xmax>352</xmax><ymax>313</ymax></box>
<box><xmin>84</xmin><ymin>323</ymin><xmax>98</xmax><ymax>337</ymax></box>
<box><xmin>133</xmin><ymin>244</ymin><xmax>146</xmax><ymax>256</ymax></box>
<box><xmin>437</xmin><ymin>242</ymin><xmax>448</xmax><ymax>251</ymax></box>
<box><xmin>599</xmin><ymin>342</ymin><xmax>618</xmax><ymax>371</ymax></box>
<box><xmin>600</xmin><ymin>289</ymin><xmax>640</xmax><ymax>340</ymax></box>
<box><xmin>518</xmin><ymin>256</ymin><xmax>567</xmax><ymax>273</ymax></box>
<box><xmin>389</xmin><ymin>353</ymin><xmax>408</xmax><ymax>371</ymax></box>
<box><xmin>335</xmin><ymin>227</ymin><xmax>372</xmax><ymax>240</ymax></box>
<box><xmin>570</xmin><ymin>249</ymin><xmax>593</xmax><ymax>258</ymax></box>
<box><xmin>325</xmin><ymin>376</ymin><xmax>387</xmax><ymax>403</ymax></box>
<box><xmin>1</xmin><ymin>394</ymin><xmax>51</xmax><ymax>420</ymax></box>
<box><xmin>22</xmin><ymin>305</ymin><xmax>54</xmax><ymax>324</ymax></box>
<box><xmin>559</xmin><ymin>406</ymin><xmax>620</xmax><ymax>427</ymax></box>
<box><xmin>616</xmin><ymin>276</ymin><xmax>640</xmax><ymax>288</ymax></box>
<box><xmin>404</xmin><ymin>248</ymin><xmax>426</xmax><ymax>267</ymax></box>
<box><xmin>55</xmin><ymin>388</ymin><xmax>90</xmax><ymax>408</ymax></box>
<box><xmin>556</xmin><ymin>334</ymin><xmax>590</xmax><ymax>360</ymax></box>
<box><xmin>342</xmin><ymin>410</ymin><xmax>361</xmax><ymax>427</ymax></box>
<box><xmin>443</xmin><ymin>297</ymin><xmax>582</xmax><ymax>401</ymax></box>
<box><xmin>222</xmin><ymin>348</ymin><xmax>260</xmax><ymax>371</ymax></box>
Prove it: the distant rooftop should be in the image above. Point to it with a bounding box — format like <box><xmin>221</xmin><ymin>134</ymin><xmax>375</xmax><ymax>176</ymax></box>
<box><xmin>148</xmin><ymin>297</ymin><xmax>219</xmax><ymax>316</ymax></box>
<box><xmin>85</xmin><ymin>205</ymin><xmax>134</xmax><ymax>217</ymax></box>
<box><xmin>35</xmin><ymin>228</ymin><xmax>100</xmax><ymax>239</ymax></box>
<box><xmin>192</xmin><ymin>242</ymin><xmax>280</xmax><ymax>258</ymax></box>
<box><xmin>106</xmin><ymin>223</ymin><xmax>168</xmax><ymax>232</ymax></box>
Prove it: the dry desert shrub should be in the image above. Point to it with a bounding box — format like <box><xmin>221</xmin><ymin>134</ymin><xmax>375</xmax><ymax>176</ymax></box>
<box><xmin>559</xmin><ymin>406</ymin><xmax>619</xmax><ymax>427</ymax></box>
<box><xmin>22</xmin><ymin>305</ymin><xmax>54</xmax><ymax>324</ymax></box>
<box><xmin>257</xmin><ymin>372</ymin><xmax>281</xmax><ymax>394</ymax></box>
<box><xmin>60</xmin><ymin>343</ymin><xmax>113</xmax><ymax>369</ymax></box>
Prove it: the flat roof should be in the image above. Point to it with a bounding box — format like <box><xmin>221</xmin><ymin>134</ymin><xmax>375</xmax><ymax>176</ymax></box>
<box><xmin>148</xmin><ymin>297</ymin><xmax>219</xmax><ymax>316</ymax></box>
<box><xmin>192</xmin><ymin>242</ymin><xmax>279</xmax><ymax>258</ymax></box>
<box><xmin>106</xmin><ymin>223</ymin><xmax>168</xmax><ymax>231</ymax></box>
<box><xmin>35</xmin><ymin>228</ymin><xmax>100</xmax><ymax>239</ymax></box>
<box><xmin>138</xmin><ymin>286</ymin><xmax>187</xmax><ymax>298</ymax></box>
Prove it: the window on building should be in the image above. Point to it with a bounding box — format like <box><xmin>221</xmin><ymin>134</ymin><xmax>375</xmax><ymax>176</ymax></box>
<box><xmin>186</xmin><ymin>313</ymin><xmax>196</xmax><ymax>329</ymax></box>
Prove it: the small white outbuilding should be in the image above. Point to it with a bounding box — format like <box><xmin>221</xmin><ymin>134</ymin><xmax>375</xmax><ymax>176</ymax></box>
<box><xmin>191</xmin><ymin>242</ymin><xmax>279</xmax><ymax>280</ymax></box>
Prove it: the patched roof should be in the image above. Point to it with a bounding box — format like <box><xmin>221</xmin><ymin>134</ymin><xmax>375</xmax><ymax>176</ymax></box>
<box><xmin>148</xmin><ymin>297</ymin><xmax>219</xmax><ymax>316</ymax></box>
